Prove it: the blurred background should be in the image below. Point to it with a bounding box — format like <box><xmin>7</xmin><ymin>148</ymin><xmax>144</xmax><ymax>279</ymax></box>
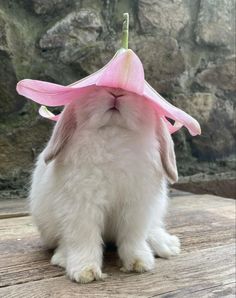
<box><xmin>0</xmin><ymin>0</ymin><xmax>235</xmax><ymax>199</ymax></box>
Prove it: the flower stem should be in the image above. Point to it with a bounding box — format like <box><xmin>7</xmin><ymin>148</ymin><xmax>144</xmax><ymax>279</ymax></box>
<box><xmin>122</xmin><ymin>13</ymin><xmax>129</xmax><ymax>49</ymax></box>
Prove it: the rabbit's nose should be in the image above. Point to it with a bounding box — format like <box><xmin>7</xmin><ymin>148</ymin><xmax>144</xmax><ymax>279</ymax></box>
<box><xmin>111</xmin><ymin>98</ymin><xmax>118</xmax><ymax>108</ymax></box>
<box><xmin>109</xmin><ymin>90</ymin><xmax>124</xmax><ymax>110</ymax></box>
<box><xmin>113</xmin><ymin>97</ymin><xmax>117</xmax><ymax>106</ymax></box>
<box><xmin>108</xmin><ymin>97</ymin><xmax>120</xmax><ymax>111</ymax></box>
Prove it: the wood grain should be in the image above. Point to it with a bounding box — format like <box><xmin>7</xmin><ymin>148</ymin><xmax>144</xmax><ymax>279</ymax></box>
<box><xmin>0</xmin><ymin>198</ymin><xmax>28</xmax><ymax>219</ymax></box>
<box><xmin>0</xmin><ymin>194</ymin><xmax>235</xmax><ymax>297</ymax></box>
<box><xmin>0</xmin><ymin>244</ymin><xmax>235</xmax><ymax>297</ymax></box>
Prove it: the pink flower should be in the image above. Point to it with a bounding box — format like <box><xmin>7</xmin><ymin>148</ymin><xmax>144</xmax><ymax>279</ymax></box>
<box><xmin>16</xmin><ymin>14</ymin><xmax>200</xmax><ymax>136</ymax></box>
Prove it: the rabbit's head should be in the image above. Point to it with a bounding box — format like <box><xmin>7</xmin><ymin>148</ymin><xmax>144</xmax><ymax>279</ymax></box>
<box><xmin>44</xmin><ymin>87</ymin><xmax>178</xmax><ymax>183</ymax></box>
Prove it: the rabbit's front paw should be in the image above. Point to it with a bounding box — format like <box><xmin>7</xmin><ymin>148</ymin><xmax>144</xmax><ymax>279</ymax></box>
<box><xmin>67</xmin><ymin>266</ymin><xmax>107</xmax><ymax>284</ymax></box>
<box><xmin>121</xmin><ymin>258</ymin><xmax>154</xmax><ymax>273</ymax></box>
<box><xmin>119</xmin><ymin>242</ymin><xmax>155</xmax><ymax>273</ymax></box>
<box><xmin>148</xmin><ymin>229</ymin><xmax>181</xmax><ymax>259</ymax></box>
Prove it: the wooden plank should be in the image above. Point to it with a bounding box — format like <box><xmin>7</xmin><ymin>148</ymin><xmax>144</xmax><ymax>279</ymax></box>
<box><xmin>0</xmin><ymin>244</ymin><xmax>235</xmax><ymax>297</ymax></box>
<box><xmin>0</xmin><ymin>216</ymin><xmax>36</xmax><ymax>241</ymax></box>
<box><xmin>168</xmin><ymin>282</ymin><xmax>236</xmax><ymax>298</ymax></box>
<box><xmin>170</xmin><ymin>194</ymin><xmax>236</xmax><ymax>217</ymax></box>
<box><xmin>174</xmin><ymin>172</ymin><xmax>236</xmax><ymax>199</ymax></box>
<box><xmin>0</xmin><ymin>198</ymin><xmax>28</xmax><ymax>219</ymax></box>
<box><xmin>0</xmin><ymin>194</ymin><xmax>235</xmax><ymax>296</ymax></box>
<box><xmin>168</xmin><ymin>194</ymin><xmax>236</xmax><ymax>251</ymax></box>
<box><xmin>0</xmin><ymin>195</ymin><xmax>235</xmax><ymax>288</ymax></box>
<box><xmin>169</xmin><ymin>188</ymin><xmax>191</xmax><ymax>197</ymax></box>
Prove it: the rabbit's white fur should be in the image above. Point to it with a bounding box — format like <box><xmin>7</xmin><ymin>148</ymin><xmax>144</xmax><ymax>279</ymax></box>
<box><xmin>30</xmin><ymin>87</ymin><xmax>180</xmax><ymax>283</ymax></box>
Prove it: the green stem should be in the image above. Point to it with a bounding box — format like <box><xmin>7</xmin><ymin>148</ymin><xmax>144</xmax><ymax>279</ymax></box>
<box><xmin>122</xmin><ymin>13</ymin><xmax>129</xmax><ymax>49</ymax></box>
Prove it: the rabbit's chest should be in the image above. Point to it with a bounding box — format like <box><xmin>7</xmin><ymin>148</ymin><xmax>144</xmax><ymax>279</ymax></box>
<box><xmin>70</xmin><ymin>129</ymin><xmax>159</xmax><ymax>196</ymax></box>
<box><xmin>65</xmin><ymin>127</ymin><xmax>160</xmax><ymax>203</ymax></box>
<box><xmin>75</xmin><ymin>131</ymin><xmax>155</xmax><ymax>178</ymax></box>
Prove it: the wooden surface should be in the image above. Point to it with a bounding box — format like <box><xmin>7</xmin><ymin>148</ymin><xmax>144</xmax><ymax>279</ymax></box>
<box><xmin>0</xmin><ymin>193</ymin><xmax>235</xmax><ymax>297</ymax></box>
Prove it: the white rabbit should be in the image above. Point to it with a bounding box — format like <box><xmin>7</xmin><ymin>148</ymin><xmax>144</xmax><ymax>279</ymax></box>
<box><xmin>30</xmin><ymin>87</ymin><xmax>180</xmax><ymax>283</ymax></box>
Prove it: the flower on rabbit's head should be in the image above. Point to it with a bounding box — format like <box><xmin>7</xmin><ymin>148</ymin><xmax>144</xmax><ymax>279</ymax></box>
<box><xmin>16</xmin><ymin>13</ymin><xmax>201</xmax><ymax>136</ymax></box>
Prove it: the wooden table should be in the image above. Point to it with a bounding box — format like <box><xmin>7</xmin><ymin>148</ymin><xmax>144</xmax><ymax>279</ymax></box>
<box><xmin>0</xmin><ymin>192</ymin><xmax>235</xmax><ymax>297</ymax></box>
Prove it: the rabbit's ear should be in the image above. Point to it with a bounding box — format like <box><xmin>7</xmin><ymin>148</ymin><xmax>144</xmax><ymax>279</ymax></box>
<box><xmin>156</xmin><ymin>117</ymin><xmax>178</xmax><ymax>184</ymax></box>
<box><xmin>44</xmin><ymin>104</ymin><xmax>77</xmax><ymax>164</ymax></box>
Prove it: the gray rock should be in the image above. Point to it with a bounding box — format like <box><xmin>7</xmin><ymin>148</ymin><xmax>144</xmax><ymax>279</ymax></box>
<box><xmin>0</xmin><ymin>13</ymin><xmax>7</xmax><ymax>52</ymax></box>
<box><xmin>0</xmin><ymin>0</ymin><xmax>235</xmax><ymax>197</ymax></box>
<box><xmin>194</xmin><ymin>98</ymin><xmax>235</xmax><ymax>160</ymax></box>
<box><xmin>172</xmin><ymin>93</ymin><xmax>215</xmax><ymax>122</ymax></box>
<box><xmin>0</xmin><ymin>51</ymin><xmax>25</xmax><ymax>115</ymax></box>
<box><xmin>138</xmin><ymin>0</ymin><xmax>190</xmax><ymax>37</ymax></box>
<box><xmin>197</xmin><ymin>56</ymin><xmax>236</xmax><ymax>92</ymax></box>
<box><xmin>39</xmin><ymin>9</ymin><xmax>103</xmax><ymax>64</ymax></box>
<box><xmin>172</xmin><ymin>93</ymin><xmax>236</xmax><ymax>160</ymax></box>
<box><xmin>174</xmin><ymin>171</ymin><xmax>236</xmax><ymax>199</ymax></box>
<box><xmin>33</xmin><ymin>0</ymin><xmax>72</xmax><ymax>15</ymax></box>
<box><xmin>131</xmin><ymin>36</ymin><xmax>185</xmax><ymax>93</ymax></box>
<box><xmin>0</xmin><ymin>115</ymin><xmax>52</xmax><ymax>185</ymax></box>
<box><xmin>0</xmin><ymin>13</ymin><xmax>25</xmax><ymax>115</ymax></box>
<box><xmin>196</xmin><ymin>0</ymin><xmax>235</xmax><ymax>50</ymax></box>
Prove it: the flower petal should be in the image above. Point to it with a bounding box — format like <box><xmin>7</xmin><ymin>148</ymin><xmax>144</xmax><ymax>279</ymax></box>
<box><xmin>96</xmin><ymin>49</ymin><xmax>145</xmax><ymax>95</ymax></box>
<box><xmin>144</xmin><ymin>82</ymin><xmax>201</xmax><ymax>136</ymax></box>
<box><xmin>16</xmin><ymin>79</ymin><xmax>95</xmax><ymax>106</ymax></box>
<box><xmin>69</xmin><ymin>49</ymin><xmax>126</xmax><ymax>88</ymax></box>
<box><xmin>38</xmin><ymin>106</ymin><xmax>61</xmax><ymax>121</ymax></box>
<box><xmin>69</xmin><ymin>66</ymin><xmax>104</xmax><ymax>89</ymax></box>
<box><xmin>163</xmin><ymin>118</ymin><xmax>183</xmax><ymax>134</ymax></box>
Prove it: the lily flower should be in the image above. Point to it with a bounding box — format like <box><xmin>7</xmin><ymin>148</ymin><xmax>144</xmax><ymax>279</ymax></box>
<box><xmin>16</xmin><ymin>13</ymin><xmax>201</xmax><ymax>136</ymax></box>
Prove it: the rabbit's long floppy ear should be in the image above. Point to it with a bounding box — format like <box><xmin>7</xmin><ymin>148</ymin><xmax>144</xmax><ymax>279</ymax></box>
<box><xmin>44</xmin><ymin>104</ymin><xmax>77</xmax><ymax>164</ymax></box>
<box><xmin>156</xmin><ymin>116</ymin><xmax>178</xmax><ymax>184</ymax></box>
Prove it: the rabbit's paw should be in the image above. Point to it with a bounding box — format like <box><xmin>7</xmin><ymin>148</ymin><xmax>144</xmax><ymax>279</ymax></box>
<box><xmin>149</xmin><ymin>230</ymin><xmax>180</xmax><ymax>259</ymax></box>
<box><xmin>119</xmin><ymin>241</ymin><xmax>155</xmax><ymax>273</ymax></box>
<box><xmin>120</xmin><ymin>259</ymin><xmax>148</xmax><ymax>273</ymax></box>
<box><xmin>67</xmin><ymin>266</ymin><xmax>107</xmax><ymax>284</ymax></box>
<box><xmin>120</xmin><ymin>251</ymin><xmax>155</xmax><ymax>273</ymax></box>
<box><xmin>51</xmin><ymin>247</ymin><xmax>66</xmax><ymax>268</ymax></box>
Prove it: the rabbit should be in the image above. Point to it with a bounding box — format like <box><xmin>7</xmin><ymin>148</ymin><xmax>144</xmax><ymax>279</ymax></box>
<box><xmin>30</xmin><ymin>86</ymin><xmax>180</xmax><ymax>283</ymax></box>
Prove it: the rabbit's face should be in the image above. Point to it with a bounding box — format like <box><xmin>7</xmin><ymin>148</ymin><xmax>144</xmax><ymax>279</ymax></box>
<box><xmin>44</xmin><ymin>87</ymin><xmax>177</xmax><ymax>185</ymax></box>
<box><xmin>74</xmin><ymin>87</ymin><xmax>156</xmax><ymax>132</ymax></box>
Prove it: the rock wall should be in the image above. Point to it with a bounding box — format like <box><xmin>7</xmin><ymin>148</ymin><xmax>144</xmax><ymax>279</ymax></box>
<box><xmin>0</xmin><ymin>0</ymin><xmax>235</xmax><ymax>196</ymax></box>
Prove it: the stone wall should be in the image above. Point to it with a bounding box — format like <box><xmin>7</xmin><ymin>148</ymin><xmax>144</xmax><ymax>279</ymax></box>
<box><xmin>0</xmin><ymin>0</ymin><xmax>235</xmax><ymax>197</ymax></box>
